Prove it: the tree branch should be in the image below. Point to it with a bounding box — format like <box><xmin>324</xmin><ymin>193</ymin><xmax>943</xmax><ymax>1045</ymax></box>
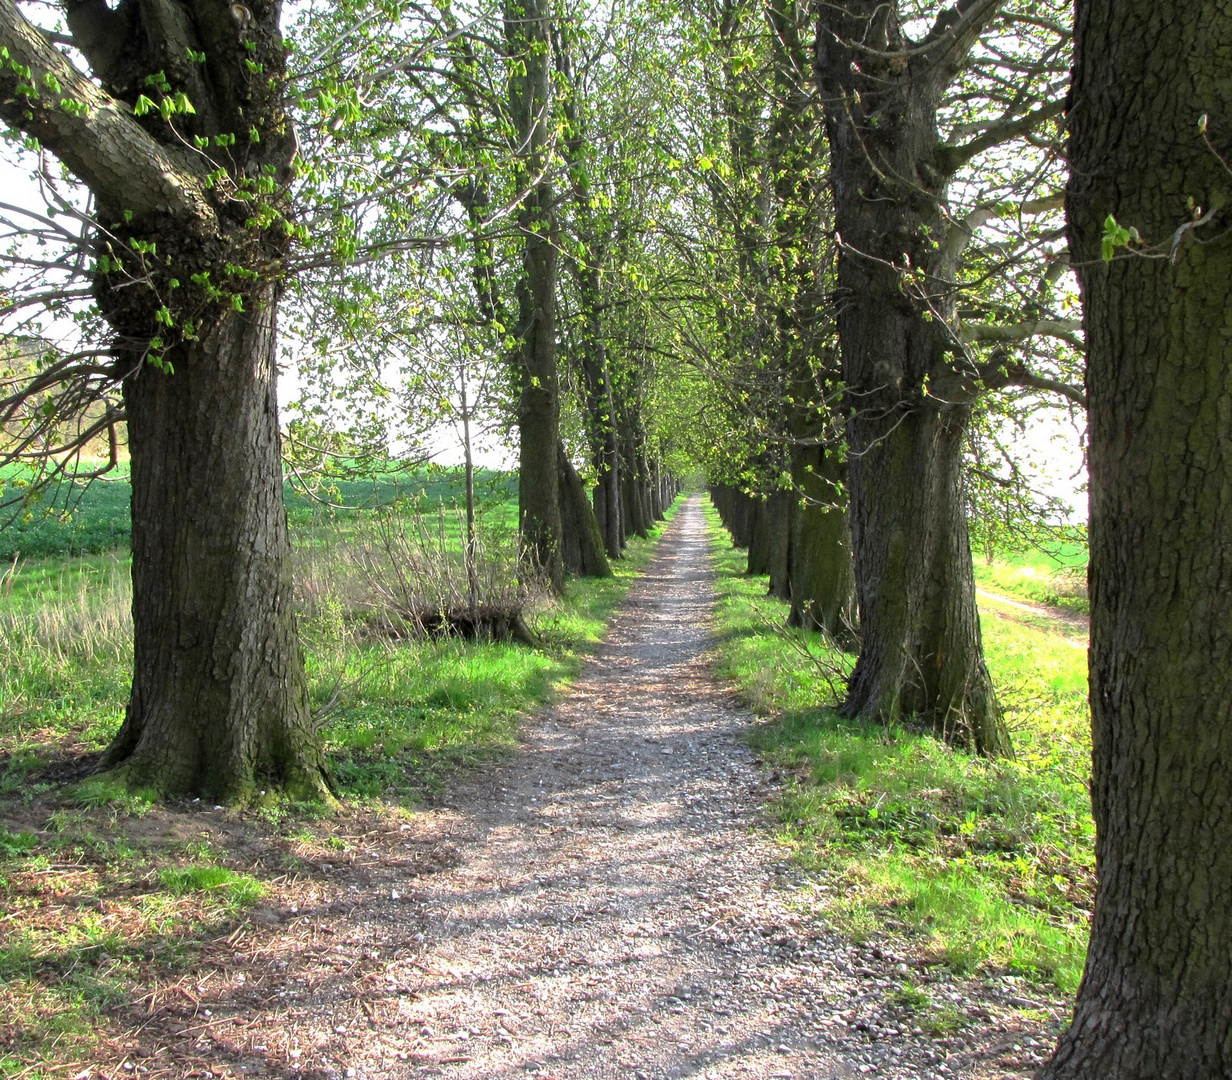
<box><xmin>973</xmin><ymin>353</ymin><xmax>1087</xmax><ymax>407</ymax></box>
<box><xmin>958</xmin><ymin>317</ymin><xmax>1083</xmax><ymax>352</ymax></box>
<box><xmin>941</xmin><ymin>97</ymin><xmax>1066</xmax><ymax>172</ymax></box>
<box><xmin>941</xmin><ymin>192</ymin><xmax>1064</xmax><ymax>265</ymax></box>
<box><xmin>912</xmin><ymin>0</ymin><xmax>1004</xmax><ymax>96</ymax></box>
<box><xmin>0</xmin><ymin>0</ymin><xmax>210</xmax><ymax>223</ymax></box>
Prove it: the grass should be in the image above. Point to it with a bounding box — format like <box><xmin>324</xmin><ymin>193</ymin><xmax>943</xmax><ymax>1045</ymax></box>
<box><xmin>0</xmin><ymin>462</ymin><xmax>519</xmax><ymax>559</ymax></box>
<box><xmin>156</xmin><ymin>866</ymin><xmax>267</xmax><ymax>906</ymax></box>
<box><xmin>703</xmin><ymin>499</ymin><xmax>1093</xmax><ymax>995</ymax></box>
<box><xmin>306</xmin><ymin>509</ymin><xmax>678</xmax><ymax>802</ymax></box>
<box><xmin>0</xmin><ymin>469</ymin><xmax>682</xmax><ymax>1067</ymax></box>
<box><xmin>974</xmin><ymin>540</ymin><xmax>1089</xmax><ymax>614</ymax></box>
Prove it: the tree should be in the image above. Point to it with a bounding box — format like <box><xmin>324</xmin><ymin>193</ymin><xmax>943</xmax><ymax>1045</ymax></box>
<box><xmin>0</xmin><ymin>0</ymin><xmax>332</xmax><ymax>802</ymax></box>
<box><xmin>503</xmin><ymin>0</ymin><xmax>565</xmax><ymax>591</ymax></box>
<box><xmin>816</xmin><ymin>0</ymin><xmax>1074</xmax><ymax>756</ymax></box>
<box><xmin>1039</xmin><ymin>3</ymin><xmax>1232</xmax><ymax>1076</ymax></box>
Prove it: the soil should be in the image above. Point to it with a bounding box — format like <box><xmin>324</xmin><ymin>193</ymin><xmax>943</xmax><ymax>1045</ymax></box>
<box><xmin>78</xmin><ymin>498</ymin><xmax>1070</xmax><ymax>1079</ymax></box>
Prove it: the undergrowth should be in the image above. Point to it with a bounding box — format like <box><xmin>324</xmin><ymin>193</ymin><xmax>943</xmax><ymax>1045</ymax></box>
<box><xmin>703</xmin><ymin>499</ymin><xmax>1093</xmax><ymax>995</ymax></box>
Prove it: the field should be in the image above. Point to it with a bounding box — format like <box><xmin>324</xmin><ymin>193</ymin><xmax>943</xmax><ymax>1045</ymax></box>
<box><xmin>0</xmin><ymin>470</ymin><xmax>678</xmax><ymax>1068</ymax></box>
<box><xmin>973</xmin><ymin>540</ymin><xmax>1089</xmax><ymax>615</ymax></box>
<box><xmin>0</xmin><ymin>465</ymin><xmax>519</xmax><ymax>560</ymax></box>
<box><xmin>702</xmin><ymin>501</ymin><xmax>1094</xmax><ymax>996</ymax></box>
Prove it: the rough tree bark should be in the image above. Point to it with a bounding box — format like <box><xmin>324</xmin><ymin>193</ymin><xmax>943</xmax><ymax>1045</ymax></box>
<box><xmin>787</xmin><ymin>444</ymin><xmax>856</xmax><ymax>639</ymax></box>
<box><xmin>578</xmin><ymin>289</ymin><xmax>624</xmax><ymax>558</ymax></box>
<box><xmin>619</xmin><ymin>420</ymin><xmax>649</xmax><ymax>540</ymax></box>
<box><xmin>0</xmin><ymin>0</ymin><xmax>332</xmax><ymax>801</ymax></box>
<box><xmin>817</xmin><ymin>0</ymin><xmax>1012</xmax><ymax>756</ymax></box>
<box><xmin>505</xmin><ymin>0</ymin><xmax>564</xmax><ymax>592</ymax></box>
<box><xmin>557</xmin><ymin>440</ymin><xmax>611</xmax><ymax>578</ymax></box>
<box><xmin>553</xmin><ymin>26</ymin><xmax>624</xmax><ymax>562</ymax></box>
<box><xmin>1039</xmin><ymin>3</ymin><xmax>1232</xmax><ymax>1076</ymax></box>
<box><xmin>765</xmin><ymin>0</ymin><xmax>854</xmax><ymax>635</ymax></box>
<box><xmin>104</xmin><ymin>293</ymin><xmax>327</xmax><ymax>799</ymax></box>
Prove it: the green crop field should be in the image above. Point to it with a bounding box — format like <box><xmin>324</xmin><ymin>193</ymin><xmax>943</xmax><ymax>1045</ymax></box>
<box><xmin>0</xmin><ymin>464</ymin><xmax>519</xmax><ymax>560</ymax></box>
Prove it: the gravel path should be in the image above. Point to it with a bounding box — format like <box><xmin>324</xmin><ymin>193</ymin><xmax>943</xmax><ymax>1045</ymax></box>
<box><xmin>255</xmin><ymin>497</ymin><xmax>1063</xmax><ymax>1080</ymax></box>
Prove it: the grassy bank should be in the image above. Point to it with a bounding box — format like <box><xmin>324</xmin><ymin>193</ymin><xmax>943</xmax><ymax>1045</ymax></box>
<box><xmin>703</xmin><ymin>500</ymin><xmax>1093</xmax><ymax>995</ymax></box>
<box><xmin>0</xmin><ymin>482</ymin><xmax>681</xmax><ymax>1068</ymax></box>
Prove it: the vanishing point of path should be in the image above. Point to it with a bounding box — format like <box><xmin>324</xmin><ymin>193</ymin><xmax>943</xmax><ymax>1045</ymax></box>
<box><xmin>198</xmin><ymin>497</ymin><xmax>1058</xmax><ymax>1080</ymax></box>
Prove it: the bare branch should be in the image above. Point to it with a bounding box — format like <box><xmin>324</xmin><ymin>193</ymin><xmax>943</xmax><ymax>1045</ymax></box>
<box><xmin>973</xmin><ymin>352</ymin><xmax>1087</xmax><ymax>408</ymax></box>
<box><xmin>942</xmin><ymin>97</ymin><xmax>1066</xmax><ymax>172</ymax></box>
<box><xmin>958</xmin><ymin>317</ymin><xmax>1083</xmax><ymax>352</ymax></box>
<box><xmin>942</xmin><ymin>191</ymin><xmax>1064</xmax><ymax>265</ymax></box>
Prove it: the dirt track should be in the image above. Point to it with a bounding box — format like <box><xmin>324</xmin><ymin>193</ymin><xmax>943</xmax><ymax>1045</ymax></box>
<box><xmin>144</xmin><ymin>497</ymin><xmax>1062</xmax><ymax>1079</ymax></box>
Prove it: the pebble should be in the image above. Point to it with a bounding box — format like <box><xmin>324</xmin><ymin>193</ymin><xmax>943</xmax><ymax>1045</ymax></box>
<box><xmin>227</xmin><ymin>501</ymin><xmax>1067</xmax><ymax>1080</ymax></box>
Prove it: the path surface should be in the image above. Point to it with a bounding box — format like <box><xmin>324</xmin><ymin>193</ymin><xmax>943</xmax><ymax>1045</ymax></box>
<box><xmin>976</xmin><ymin>588</ymin><xmax>1088</xmax><ymax>634</ymax></box>
<box><xmin>253</xmin><ymin>498</ymin><xmax>1058</xmax><ymax>1079</ymax></box>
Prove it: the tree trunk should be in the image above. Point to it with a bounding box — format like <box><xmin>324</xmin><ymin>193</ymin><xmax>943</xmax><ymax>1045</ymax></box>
<box><xmin>101</xmin><ymin>293</ymin><xmax>330</xmax><ymax>803</ymax></box>
<box><xmin>575</xmin><ymin>262</ymin><xmax>622</xmax><ymax>558</ymax></box>
<box><xmin>638</xmin><ymin>449</ymin><xmax>655</xmax><ymax>528</ymax></box>
<box><xmin>728</xmin><ymin>488</ymin><xmax>754</xmax><ymax>549</ymax></box>
<box><xmin>557</xmin><ymin>441</ymin><xmax>612</xmax><ymax>578</ymax></box>
<box><xmin>461</xmin><ymin>374</ymin><xmax>479</xmax><ymax>616</ymax></box>
<box><xmin>1038</xmin><ymin>4</ymin><xmax>1232</xmax><ymax>1076</ymax></box>
<box><xmin>555</xmin><ymin>27</ymin><xmax>623</xmax><ymax>561</ymax></box>
<box><xmin>0</xmin><ymin>0</ymin><xmax>332</xmax><ymax>802</ymax></box>
<box><xmin>621</xmin><ymin>431</ymin><xmax>648</xmax><ymax>539</ymax></box>
<box><xmin>746</xmin><ymin>496</ymin><xmax>773</xmax><ymax>576</ymax></box>
<box><xmin>787</xmin><ymin>444</ymin><xmax>856</xmax><ymax>641</ymax></box>
<box><xmin>817</xmin><ymin>0</ymin><xmax>1010</xmax><ymax>756</ymax></box>
<box><xmin>516</xmin><ymin>255</ymin><xmax>564</xmax><ymax>593</ymax></box>
<box><xmin>838</xmin><ymin>392</ymin><xmax>1007</xmax><ymax>754</ymax></box>
<box><xmin>765</xmin><ymin>489</ymin><xmax>792</xmax><ymax>601</ymax></box>
<box><xmin>593</xmin><ymin>402</ymin><xmax>623</xmax><ymax>557</ymax></box>
<box><xmin>507</xmin><ymin>0</ymin><xmax>563</xmax><ymax>593</ymax></box>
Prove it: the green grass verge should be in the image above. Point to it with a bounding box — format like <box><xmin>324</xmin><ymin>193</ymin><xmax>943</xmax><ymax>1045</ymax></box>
<box><xmin>703</xmin><ymin>499</ymin><xmax>1093</xmax><ymax>994</ymax></box>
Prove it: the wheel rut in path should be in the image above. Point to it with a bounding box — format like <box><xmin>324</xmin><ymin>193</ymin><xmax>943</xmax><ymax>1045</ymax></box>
<box><xmin>334</xmin><ymin>496</ymin><xmax>1048</xmax><ymax>1079</ymax></box>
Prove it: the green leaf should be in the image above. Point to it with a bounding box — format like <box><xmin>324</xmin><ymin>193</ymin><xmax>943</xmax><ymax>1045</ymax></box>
<box><xmin>1101</xmin><ymin>214</ymin><xmax>1134</xmax><ymax>262</ymax></box>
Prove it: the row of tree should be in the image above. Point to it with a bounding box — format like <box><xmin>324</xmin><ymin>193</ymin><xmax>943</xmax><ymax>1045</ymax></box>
<box><xmin>0</xmin><ymin>0</ymin><xmax>1228</xmax><ymax>1072</ymax></box>
<box><xmin>708</xmin><ymin>1</ymin><xmax>1232</xmax><ymax>1072</ymax></box>
<box><xmin>0</xmin><ymin>0</ymin><xmax>693</xmax><ymax>802</ymax></box>
<box><xmin>698</xmin><ymin>0</ymin><xmax>1078</xmax><ymax>760</ymax></box>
